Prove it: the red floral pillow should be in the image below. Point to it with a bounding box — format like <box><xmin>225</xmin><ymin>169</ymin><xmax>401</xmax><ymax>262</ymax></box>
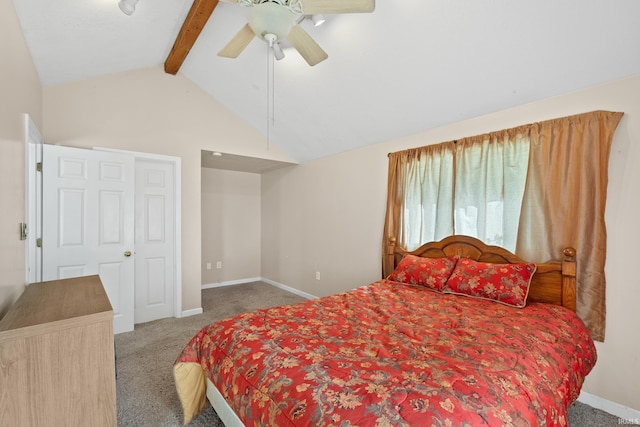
<box><xmin>444</xmin><ymin>258</ymin><xmax>537</xmax><ymax>308</ymax></box>
<box><xmin>388</xmin><ymin>254</ymin><xmax>459</xmax><ymax>292</ymax></box>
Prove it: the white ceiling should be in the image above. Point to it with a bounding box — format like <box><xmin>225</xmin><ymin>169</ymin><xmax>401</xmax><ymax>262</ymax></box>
<box><xmin>12</xmin><ymin>0</ymin><xmax>640</xmax><ymax>163</ymax></box>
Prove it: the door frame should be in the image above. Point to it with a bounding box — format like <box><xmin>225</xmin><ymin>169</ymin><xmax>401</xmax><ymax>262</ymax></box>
<box><xmin>24</xmin><ymin>114</ymin><xmax>43</xmax><ymax>284</ymax></box>
<box><xmin>95</xmin><ymin>147</ymin><xmax>182</xmax><ymax>319</ymax></box>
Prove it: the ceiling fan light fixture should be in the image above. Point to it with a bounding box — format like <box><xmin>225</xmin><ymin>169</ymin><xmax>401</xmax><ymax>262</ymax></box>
<box><xmin>118</xmin><ymin>0</ymin><xmax>139</xmax><ymax>16</ymax></box>
<box><xmin>272</xmin><ymin>42</ymin><xmax>285</xmax><ymax>60</ymax></box>
<box><xmin>249</xmin><ymin>2</ymin><xmax>296</xmax><ymax>43</ymax></box>
<box><xmin>311</xmin><ymin>14</ymin><xmax>326</xmax><ymax>27</ymax></box>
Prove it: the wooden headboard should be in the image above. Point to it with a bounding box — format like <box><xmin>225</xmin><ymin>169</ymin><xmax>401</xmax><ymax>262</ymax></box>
<box><xmin>383</xmin><ymin>235</ymin><xmax>577</xmax><ymax>312</ymax></box>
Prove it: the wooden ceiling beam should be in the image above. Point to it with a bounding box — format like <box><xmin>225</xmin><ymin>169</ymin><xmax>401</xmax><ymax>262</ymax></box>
<box><xmin>164</xmin><ymin>0</ymin><xmax>220</xmax><ymax>75</ymax></box>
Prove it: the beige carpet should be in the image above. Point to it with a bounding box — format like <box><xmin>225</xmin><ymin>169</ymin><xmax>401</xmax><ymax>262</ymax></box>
<box><xmin>114</xmin><ymin>281</ymin><xmax>622</xmax><ymax>426</ymax></box>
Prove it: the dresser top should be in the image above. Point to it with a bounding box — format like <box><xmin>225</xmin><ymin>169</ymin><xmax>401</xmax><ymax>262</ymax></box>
<box><xmin>0</xmin><ymin>275</ymin><xmax>113</xmax><ymax>334</ymax></box>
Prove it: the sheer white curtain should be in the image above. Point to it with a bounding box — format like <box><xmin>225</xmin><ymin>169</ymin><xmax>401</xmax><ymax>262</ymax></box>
<box><xmin>401</xmin><ymin>146</ymin><xmax>454</xmax><ymax>250</ymax></box>
<box><xmin>386</xmin><ymin>131</ymin><xmax>530</xmax><ymax>253</ymax></box>
<box><xmin>454</xmin><ymin>133</ymin><xmax>530</xmax><ymax>251</ymax></box>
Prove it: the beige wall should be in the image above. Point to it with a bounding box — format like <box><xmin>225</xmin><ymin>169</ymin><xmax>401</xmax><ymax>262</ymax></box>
<box><xmin>201</xmin><ymin>167</ymin><xmax>261</xmax><ymax>284</ymax></box>
<box><xmin>261</xmin><ymin>157</ymin><xmax>386</xmax><ymax>294</ymax></box>
<box><xmin>42</xmin><ymin>68</ymin><xmax>293</xmax><ymax>312</ymax></box>
<box><xmin>261</xmin><ymin>74</ymin><xmax>640</xmax><ymax>411</ymax></box>
<box><xmin>0</xmin><ymin>0</ymin><xmax>42</xmax><ymax>317</ymax></box>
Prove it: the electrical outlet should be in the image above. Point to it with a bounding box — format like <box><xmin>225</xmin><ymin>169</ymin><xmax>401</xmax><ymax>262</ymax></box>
<box><xmin>216</xmin><ymin>261</ymin><xmax>222</xmax><ymax>269</ymax></box>
<box><xmin>206</xmin><ymin>262</ymin><xmax>211</xmax><ymax>270</ymax></box>
<box><xmin>315</xmin><ymin>271</ymin><xmax>321</xmax><ymax>280</ymax></box>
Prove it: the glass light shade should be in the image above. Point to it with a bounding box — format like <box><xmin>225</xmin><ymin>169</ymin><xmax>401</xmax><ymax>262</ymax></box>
<box><xmin>248</xmin><ymin>2</ymin><xmax>296</xmax><ymax>42</ymax></box>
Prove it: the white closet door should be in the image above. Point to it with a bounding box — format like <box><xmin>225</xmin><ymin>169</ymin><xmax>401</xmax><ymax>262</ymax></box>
<box><xmin>42</xmin><ymin>144</ymin><xmax>135</xmax><ymax>334</ymax></box>
<box><xmin>134</xmin><ymin>159</ymin><xmax>175</xmax><ymax>323</ymax></box>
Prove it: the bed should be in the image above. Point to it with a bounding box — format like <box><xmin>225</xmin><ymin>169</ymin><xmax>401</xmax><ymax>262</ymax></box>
<box><xmin>174</xmin><ymin>235</ymin><xmax>596</xmax><ymax>426</ymax></box>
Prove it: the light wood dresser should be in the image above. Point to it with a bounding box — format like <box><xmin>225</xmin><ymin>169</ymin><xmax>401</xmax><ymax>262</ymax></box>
<box><xmin>0</xmin><ymin>275</ymin><xmax>116</xmax><ymax>426</ymax></box>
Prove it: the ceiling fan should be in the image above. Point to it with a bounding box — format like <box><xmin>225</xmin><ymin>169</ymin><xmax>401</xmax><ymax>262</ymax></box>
<box><xmin>164</xmin><ymin>0</ymin><xmax>375</xmax><ymax>74</ymax></box>
<box><xmin>219</xmin><ymin>0</ymin><xmax>374</xmax><ymax>66</ymax></box>
<box><xmin>164</xmin><ymin>0</ymin><xmax>374</xmax><ymax>74</ymax></box>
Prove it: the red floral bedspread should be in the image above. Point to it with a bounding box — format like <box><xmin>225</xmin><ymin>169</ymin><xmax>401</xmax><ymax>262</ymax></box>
<box><xmin>175</xmin><ymin>279</ymin><xmax>596</xmax><ymax>426</ymax></box>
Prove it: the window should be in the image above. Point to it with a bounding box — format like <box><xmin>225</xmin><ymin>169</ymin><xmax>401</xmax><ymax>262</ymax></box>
<box><xmin>396</xmin><ymin>134</ymin><xmax>529</xmax><ymax>252</ymax></box>
<box><xmin>383</xmin><ymin>111</ymin><xmax>624</xmax><ymax>341</ymax></box>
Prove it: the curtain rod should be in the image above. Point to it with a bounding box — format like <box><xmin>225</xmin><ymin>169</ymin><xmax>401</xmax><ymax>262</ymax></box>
<box><xmin>387</xmin><ymin>140</ymin><xmax>458</xmax><ymax>157</ymax></box>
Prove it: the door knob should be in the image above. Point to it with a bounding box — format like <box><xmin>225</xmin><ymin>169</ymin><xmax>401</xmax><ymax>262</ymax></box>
<box><xmin>124</xmin><ymin>251</ymin><xmax>132</xmax><ymax>257</ymax></box>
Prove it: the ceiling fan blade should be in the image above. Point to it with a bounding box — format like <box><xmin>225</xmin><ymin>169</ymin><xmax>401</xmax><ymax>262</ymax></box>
<box><xmin>301</xmin><ymin>0</ymin><xmax>375</xmax><ymax>14</ymax></box>
<box><xmin>218</xmin><ymin>24</ymin><xmax>256</xmax><ymax>58</ymax></box>
<box><xmin>288</xmin><ymin>25</ymin><xmax>328</xmax><ymax>66</ymax></box>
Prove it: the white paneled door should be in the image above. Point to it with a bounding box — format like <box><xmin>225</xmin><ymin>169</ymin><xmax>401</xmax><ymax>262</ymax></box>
<box><xmin>42</xmin><ymin>144</ymin><xmax>135</xmax><ymax>334</ymax></box>
<box><xmin>134</xmin><ymin>159</ymin><xmax>175</xmax><ymax>323</ymax></box>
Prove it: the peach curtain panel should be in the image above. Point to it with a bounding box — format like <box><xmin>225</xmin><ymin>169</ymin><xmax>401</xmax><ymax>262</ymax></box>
<box><xmin>383</xmin><ymin>111</ymin><xmax>623</xmax><ymax>341</ymax></box>
<box><xmin>516</xmin><ymin>111</ymin><xmax>623</xmax><ymax>341</ymax></box>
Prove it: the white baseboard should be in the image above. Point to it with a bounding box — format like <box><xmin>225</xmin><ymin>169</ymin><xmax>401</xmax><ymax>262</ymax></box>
<box><xmin>202</xmin><ymin>277</ymin><xmax>318</xmax><ymax>300</ymax></box>
<box><xmin>180</xmin><ymin>307</ymin><xmax>203</xmax><ymax>318</ymax></box>
<box><xmin>260</xmin><ymin>278</ymin><xmax>318</xmax><ymax>300</ymax></box>
<box><xmin>202</xmin><ymin>277</ymin><xmax>262</xmax><ymax>290</ymax></box>
<box><xmin>578</xmin><ymin>391</ymin><xmax>640</xmax><ymax>423</ymax></box>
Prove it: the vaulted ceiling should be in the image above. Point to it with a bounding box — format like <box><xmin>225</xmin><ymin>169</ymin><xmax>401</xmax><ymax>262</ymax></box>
<box><xmin>11</xmin><ymin>0</ymin><xmax>640</xmax><ymax>162</ymax></box>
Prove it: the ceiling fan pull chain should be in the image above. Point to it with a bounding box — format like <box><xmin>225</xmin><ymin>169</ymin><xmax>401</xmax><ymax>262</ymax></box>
<box><xmin>266</xmin><ymin>42</ymin><xmax>274</xmax><ymax>151</ymax></box>
<box><xmin>272</xmin><ymin>49</ymin><xmax>276</xmax><ymax>128</ymax></box>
